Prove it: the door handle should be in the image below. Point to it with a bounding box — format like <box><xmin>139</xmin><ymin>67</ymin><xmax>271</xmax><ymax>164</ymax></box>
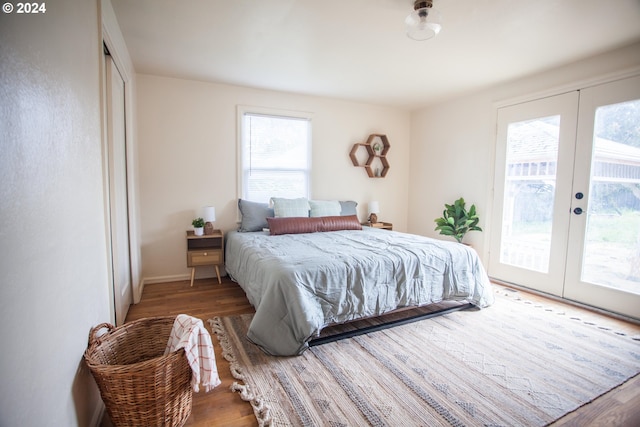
<box><xmin>573</xmin><ymin>207</ymin><xmax>583</xmax><ymax>215</ymax></box>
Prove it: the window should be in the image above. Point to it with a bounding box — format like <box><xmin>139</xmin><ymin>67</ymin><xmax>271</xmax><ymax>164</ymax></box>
<box><xmin>238</xmin><ymin>107</ymin><xmax>312</xmax><ymax>203</ymax></box>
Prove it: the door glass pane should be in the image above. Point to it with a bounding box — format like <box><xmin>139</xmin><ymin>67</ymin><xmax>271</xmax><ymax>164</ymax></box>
<box><xmin>500</xmin><ymin>115</ymin><xmax>560</xmax><ymax>272</ymax></box>
<box><xmin>582</xmin><ymin>99</ymin><xmax>640</xmax><ymax>294</ymax></box>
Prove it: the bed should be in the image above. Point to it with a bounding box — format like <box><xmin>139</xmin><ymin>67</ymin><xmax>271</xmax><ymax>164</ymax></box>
<box><xmin>225</xmin><ymin>204</ymin><xmax>494</xmax><ymax>356</ymax></box>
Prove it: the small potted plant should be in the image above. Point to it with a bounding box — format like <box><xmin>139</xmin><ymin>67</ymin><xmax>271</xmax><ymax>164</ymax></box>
<box><xmin>372</xmin><ymin>141</ymin><xmax>382</xmax><ymax>155</ymax></box>
<box><xmin>192</xmin><ymin>217</ymin><xmax>205</xmax><ymax>236</ymax></box>
<box><xmin>434</xmin><ymin>197</ymin><xmax>482</xmax><ymax>244</ymax></box>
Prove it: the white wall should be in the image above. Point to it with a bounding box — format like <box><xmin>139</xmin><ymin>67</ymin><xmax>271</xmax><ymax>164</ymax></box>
<box><xmin>137</xmin><ymin>75</ymin><xmax>411</xmax><ymax>282</ymax></box>
<box><xmin>408</xmin><ymin>42</ymin><xmax>640</xmax><ymax>265</ymax></box>
<box><xmin>0</xmin><ymin>0</ymin><xmax>110</xmax><ymax>425</ymax></box>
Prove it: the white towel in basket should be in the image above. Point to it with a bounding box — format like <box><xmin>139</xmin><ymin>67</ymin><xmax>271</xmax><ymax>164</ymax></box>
<box><xmin>165</xmin><ymin>314</ymin><xmax>221</xmax><ymax>392</ymax></box>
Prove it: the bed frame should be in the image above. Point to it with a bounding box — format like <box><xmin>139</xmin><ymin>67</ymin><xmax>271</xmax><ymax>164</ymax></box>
<box><xmin>309</xmin><ymin>302</ymin><xmax>474</xmax><ymax>346</ymax></box>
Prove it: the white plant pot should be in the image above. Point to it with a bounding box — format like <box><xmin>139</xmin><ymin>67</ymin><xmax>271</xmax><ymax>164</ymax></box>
<box><xmin>194</xmin><ymin>227</ymin><xmax>204</xmax><ymax>236</ymax></box>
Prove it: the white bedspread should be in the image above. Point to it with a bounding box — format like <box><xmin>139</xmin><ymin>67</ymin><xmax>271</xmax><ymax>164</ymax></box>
<box><xmin>225</xmin><ymin>228</ymin><xmax>494</xmax><ymax>356</ymax></box>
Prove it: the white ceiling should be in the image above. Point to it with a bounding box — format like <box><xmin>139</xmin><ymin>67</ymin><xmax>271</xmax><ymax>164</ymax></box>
<box><xmin>110</xmin><ymin>0</ymin><xmax>640</xmax><ymax>110</ymax></box>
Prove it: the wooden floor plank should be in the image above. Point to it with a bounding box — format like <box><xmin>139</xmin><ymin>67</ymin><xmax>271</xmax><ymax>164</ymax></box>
<box><xmin>101</xmin><ymin>277</ymin><xmax>640</xmax><ymax>426</ymax></box>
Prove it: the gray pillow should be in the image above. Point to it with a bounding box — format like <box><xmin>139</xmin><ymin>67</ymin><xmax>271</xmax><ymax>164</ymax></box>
<box><xmin>339</xmin><ymin>200</ymin><xmax>358</xmax><ymax>216</ymax></box>
<box><xmin>238</xmin><ymin>199</ymin><xmax>274</xmax><ymax>232</ymax></box>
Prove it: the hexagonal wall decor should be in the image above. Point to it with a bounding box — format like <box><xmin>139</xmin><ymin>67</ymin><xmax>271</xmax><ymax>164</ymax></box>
<box><xmin>350</xmin><ymin>134</ymin><xmax>390</xmax><ymax>178</ymax></box>
<box><xmin>349</xmin><ymin>143</ymin><xmax>373</xmax><ymax>166</ymax></box>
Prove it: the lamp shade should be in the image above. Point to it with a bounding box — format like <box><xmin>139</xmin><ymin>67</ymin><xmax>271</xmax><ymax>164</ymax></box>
<box><xmin>368</xmin><ymin>201</ymin><xmax>380</xmax><ymax>215</ymax></box>
<box><xmin>203</xmin><ymin>206</ymin><xmax>216</xmax><ymax>222</ymax></box>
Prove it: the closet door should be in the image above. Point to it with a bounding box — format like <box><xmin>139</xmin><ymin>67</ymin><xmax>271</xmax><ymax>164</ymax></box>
<box><xmin>105</xmin><ymin>54</ymin><xmax>132</xmax><ymax>325</ymax></box>
<box><xmin>563</xmin><ymin>75</ymin><xmax>640</xmax><ymax>319</ymax></box>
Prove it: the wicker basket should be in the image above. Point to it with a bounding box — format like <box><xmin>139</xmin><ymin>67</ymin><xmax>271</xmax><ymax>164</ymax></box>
<box><xmin>84</xmin><ymin>316</ymin><xmax>193</xmax><ymax>427</ymax></box>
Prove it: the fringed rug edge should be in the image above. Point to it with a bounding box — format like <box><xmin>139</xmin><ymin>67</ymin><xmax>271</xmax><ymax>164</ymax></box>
<box><xmin>208</xmin><ymin>317</ymin><xmax>273</xmax><ymax>427</ymax></box>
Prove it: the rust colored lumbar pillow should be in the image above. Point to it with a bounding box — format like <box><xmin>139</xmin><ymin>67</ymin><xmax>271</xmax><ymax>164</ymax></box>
<box><xmin>267</xmin><ymin>217</ymin><xmax>323</xmax><ymax>235</ymax></box>
<box><xmin>320</xmin><ymin>215</ymin><xmax>362</xmax><ymax>232</ymax></box>
<box><xmin>267</xmin><ymin>215</ymin><xmax>362</xmax><ymax>235</ymax></box>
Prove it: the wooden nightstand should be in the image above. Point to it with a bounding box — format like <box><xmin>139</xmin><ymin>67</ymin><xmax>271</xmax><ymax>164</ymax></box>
<box><xmin>186</xmin><ymin>229</ymin><xmax>224</xmax><ymax>286</ymax></box>
<box><xmin>363</xmin><ymin>221</ymin><xmax>393</xmax><ymax>230</ymax></box>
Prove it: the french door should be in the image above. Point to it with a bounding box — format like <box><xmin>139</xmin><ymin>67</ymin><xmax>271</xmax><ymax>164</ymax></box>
<box><xmin>490</xmin><ymin>75</ymin><xmax>640</xmax><ymax>319</ymax></box>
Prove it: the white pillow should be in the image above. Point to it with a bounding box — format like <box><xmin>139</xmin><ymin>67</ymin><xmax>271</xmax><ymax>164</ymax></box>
<box><xmin>309</xmin><ymin>200</ymin><xmax>341</xmax><ymax>217</ymax></box>
<box><xmin>270</xmin><ymin>197</ymin><xmax>311</xmax><ymax>217</ymax></box>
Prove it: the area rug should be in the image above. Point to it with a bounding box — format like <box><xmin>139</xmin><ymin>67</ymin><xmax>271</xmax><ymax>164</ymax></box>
<box><xmin>209</xmin><ymin>289</ymin><xmax>640</xmax><ymax>426</ymax></box>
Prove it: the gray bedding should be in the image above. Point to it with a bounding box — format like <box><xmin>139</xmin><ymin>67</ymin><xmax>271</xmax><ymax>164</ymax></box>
<box><xmin>225</xmin><ymin>228</ymin><xmax>494</xmax><ymax>356</ymax></box>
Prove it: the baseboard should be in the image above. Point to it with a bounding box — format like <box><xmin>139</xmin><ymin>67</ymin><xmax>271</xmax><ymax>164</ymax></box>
<box><xmin>142</xmin><ymin>274</ymin><xmax>190</xmax><ymax>285</ymax></box>
<box><xmin>141</xmin><ymin>271</ymin><xmax>227</xmax><ymax>286</ymax></box>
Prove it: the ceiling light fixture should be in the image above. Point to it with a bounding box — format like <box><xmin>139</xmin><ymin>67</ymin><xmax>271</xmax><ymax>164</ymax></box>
<box><xmin>406</xmin><ymin>0</ymin><xmax>442</xmax><ymax>41</ymax></box>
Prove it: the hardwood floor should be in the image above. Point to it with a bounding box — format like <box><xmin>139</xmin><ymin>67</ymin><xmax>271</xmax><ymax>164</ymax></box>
<box><xmin>102</xmin><ymin>277</ymin><xmax>640</xmax><ymax>426</ymax></box>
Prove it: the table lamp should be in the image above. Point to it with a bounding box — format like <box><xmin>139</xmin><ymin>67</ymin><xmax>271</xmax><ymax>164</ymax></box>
<box><xmin>203</xmin><ymin>206</ymin><xmax>216</xmax><ymax>235</ymax></box>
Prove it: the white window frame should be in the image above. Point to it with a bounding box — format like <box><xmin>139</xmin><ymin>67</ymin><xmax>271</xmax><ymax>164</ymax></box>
<box><xmin>236</xmin><ymin>105</ymin><xmax>313</xmax><ymax>203</ymax></box>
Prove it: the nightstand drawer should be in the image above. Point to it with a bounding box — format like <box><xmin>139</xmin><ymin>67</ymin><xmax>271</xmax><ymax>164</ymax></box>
<box><xmin>188</xmin><ymin>250</ymin><xmax>221</xmax><ymax>266</ymax></box>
